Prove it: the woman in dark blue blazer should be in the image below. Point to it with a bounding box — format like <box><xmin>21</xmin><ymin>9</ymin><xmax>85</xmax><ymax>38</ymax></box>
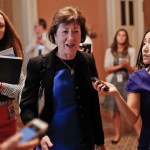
<box><xmin>20</xmin><ymin>6</ymin><xmax>105</xmax><ymax>150</ymax></box>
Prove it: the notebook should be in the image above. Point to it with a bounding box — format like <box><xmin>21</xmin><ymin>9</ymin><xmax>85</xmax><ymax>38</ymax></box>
<box><xmin>0</xmin><ymin>52</ymin><xmax>23</xmax><ymax>84</ymax></box>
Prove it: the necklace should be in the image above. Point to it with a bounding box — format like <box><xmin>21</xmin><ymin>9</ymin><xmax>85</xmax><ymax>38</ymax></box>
<box><xmin>59</xmin><ymin>57</ymin><xmax>76</xmax><ymax>75</ymax></box>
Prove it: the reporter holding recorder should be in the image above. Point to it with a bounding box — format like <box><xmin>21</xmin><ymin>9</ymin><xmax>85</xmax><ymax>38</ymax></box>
<box><xmin>92</xmin><ymin>29</ymin><xmax>150</xmax><ymax>150</ymax></box>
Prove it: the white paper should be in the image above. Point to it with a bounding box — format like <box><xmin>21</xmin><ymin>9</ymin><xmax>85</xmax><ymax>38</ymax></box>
<box><xmin>117</xmin><ymin>74</ymin><xmax>123</xmax><ymax>82</ymax></box>
<box><xmin>0</xmin><ymin>47</ymin><xmax>15</xmax><ymax>57</ymax></box>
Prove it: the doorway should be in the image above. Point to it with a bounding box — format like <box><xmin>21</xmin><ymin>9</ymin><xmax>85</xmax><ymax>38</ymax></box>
<box><xmin>106</xmin><ymin>0</ymin><xmax>144</xmax><ymax>52</ymax></box>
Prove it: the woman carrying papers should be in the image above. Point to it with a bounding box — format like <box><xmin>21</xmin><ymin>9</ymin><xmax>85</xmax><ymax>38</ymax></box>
<box><xmin>0</xmin><ymin>10</ymin><xmax>24</xmax><ymax>143</ymax></box>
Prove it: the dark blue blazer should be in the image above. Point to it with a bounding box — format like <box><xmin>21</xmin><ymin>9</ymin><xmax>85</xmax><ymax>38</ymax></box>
<box><xmin>20</xmin><ymin>48</ymin><xmax>104</xmax><ymax>148</ymax></box>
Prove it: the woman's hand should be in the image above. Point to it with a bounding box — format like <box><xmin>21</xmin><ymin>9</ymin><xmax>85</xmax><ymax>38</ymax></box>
<box><xmin>92</xmin><ymin>80</ymin><xmax>118</xmax><ymax>96</ymax></box>
<box><xmin>119</xmin><ymin>59</ymin><xmax>134</xmax><ymax>73</ymax></box>
<box><xmin>94</xmin><ymin>144</ymin><xmax>106</xmax><ymax>150</ymax></box>
<box><xmin>119</xmin><ymin>59</ymin><xmax>130</xmax><ymax>69</ymax></box>
<box><xmin>40</xmin><ymin>135</ymin><xmax>53</xmax><ymax>150</ymax></box>
<box><xmin>1</xmin><ymin>133</ymin><xmax>39</xmax><ymax>150</ymax></box>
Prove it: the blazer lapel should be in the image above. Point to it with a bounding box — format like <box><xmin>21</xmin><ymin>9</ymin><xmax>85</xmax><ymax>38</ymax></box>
<box><xmin>41</xmin><ymin>48</ymin><xmax>57</xmax><ymax>92</ymax></box>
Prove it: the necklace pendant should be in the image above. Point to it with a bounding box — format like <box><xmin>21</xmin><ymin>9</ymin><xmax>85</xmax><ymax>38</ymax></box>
<box><xmin>71</xmin><ymin>69</ymin><xmax>74</xmax><ymax>75</ymax></box>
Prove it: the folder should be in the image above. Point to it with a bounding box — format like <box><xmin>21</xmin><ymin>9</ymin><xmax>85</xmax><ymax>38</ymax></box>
<box><xmin>0</xmin><ymin>55</ymin><xmax>23</xmax><ymax>84</ymax></box>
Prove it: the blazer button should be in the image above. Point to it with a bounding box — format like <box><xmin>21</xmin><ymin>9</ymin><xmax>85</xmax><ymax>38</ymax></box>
<box><xmin>75</xmin><ymin>86</ymin><xmax>79</xmax><ymax>90</ymax></box>
<box><xmin>76</xmin><ymin>96</ymin><xmax>80</xmax><ymax>100</ymax></box>
<box><xmin>78</xmin><ymin>105</ymin><xmax>82</xmax><ymax>109</ymax></box>
<box><xmin>80</xmin><ymin>114</ymin><xmax>84</xmax><ymax>118</ymax></box>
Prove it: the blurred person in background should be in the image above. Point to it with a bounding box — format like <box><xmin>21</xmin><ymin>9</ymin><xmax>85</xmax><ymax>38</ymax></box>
<box><xmin>103</xmin><ymin>28</ymin><xmax>141</xmax><ymax>143</ymax></box>
<box><xmin>26</xmin><ymin>18</ymin><xmax>56</xmax><ymax>58</ymax></box>
<box><xmin>80</xmin><ymin>34</ymin><xmax>93</xmax><ymax>53</ymax></box>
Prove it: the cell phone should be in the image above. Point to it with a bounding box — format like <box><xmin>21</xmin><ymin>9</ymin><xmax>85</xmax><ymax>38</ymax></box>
<box><xmin>19</xmin><ymin>118</ymin><xmax>48</xmax><ymax>144</ymax></box>
<box><xmin>91</xmin><ymin>77</ymin><xmax>109</xmax><ymax>92</ymax></box>
<box><xmin>80</xmin><ymin>43</ymin><xmax>91</xmax><ymax>53</ymax></box>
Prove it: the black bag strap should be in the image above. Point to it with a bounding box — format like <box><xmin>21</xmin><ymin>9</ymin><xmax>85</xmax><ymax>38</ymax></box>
<box><xmin>39</xmin><ymin>55</ymin><xmax>46</xmax><ymax>97</ymax></box>
<box><xmin>40</xmin><ymin>55</ymin><xmax>46</xmax><ymax>76</ymax></box>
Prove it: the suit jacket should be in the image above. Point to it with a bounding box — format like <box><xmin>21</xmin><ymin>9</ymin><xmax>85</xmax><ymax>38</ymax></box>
<box><xmin>20</xmin><ymin>48</ymin><xmax>104</xmax><ymax>148</ymax></box>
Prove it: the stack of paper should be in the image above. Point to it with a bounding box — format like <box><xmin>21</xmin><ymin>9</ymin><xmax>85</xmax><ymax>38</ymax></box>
<box><xmin>0</xmin><ymin>47</ymin><xmax>15</xmax><ymax>56</ymax></box>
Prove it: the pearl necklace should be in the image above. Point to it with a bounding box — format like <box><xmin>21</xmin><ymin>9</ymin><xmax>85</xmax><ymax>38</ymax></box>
<box><xmin>59</xmin><ymin>57</ymin><xmax>76</xmax><ymax>75</ymax></box>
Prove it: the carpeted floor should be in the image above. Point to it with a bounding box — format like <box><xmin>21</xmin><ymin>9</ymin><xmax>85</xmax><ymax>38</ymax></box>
<box><xmin>101</xmin><ymin>107</ymin><xmax>138</xmax><ymax>150</ymax></box>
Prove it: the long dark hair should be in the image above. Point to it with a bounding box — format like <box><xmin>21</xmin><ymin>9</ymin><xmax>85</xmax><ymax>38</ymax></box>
<box><xmin>0</xmin><ymin>10</ymin><xmax>23</xmax><ymax>58</ymax></box>
<box><xmin>136</xmin><ymin>29</ymin><xmax>150</xmax><ymax>70</ymax></box>
<box><xmin>110</xmin><ymin>28</ymin><xmax>131</xmax><ymax>57</ymax></box>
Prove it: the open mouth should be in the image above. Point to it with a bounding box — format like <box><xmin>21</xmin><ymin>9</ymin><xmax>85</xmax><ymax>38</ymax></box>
<box><xmin>66</xmin><ymin>43</ymin><xmax>75</xmax><ymax>48</ymax></box>
<box><xmin>143</xmin><ymin>54</ymin><xmax>149</xmax><ymax>61</ymax></box>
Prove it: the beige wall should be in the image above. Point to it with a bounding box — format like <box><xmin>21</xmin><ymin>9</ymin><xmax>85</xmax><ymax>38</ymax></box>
<box><xmin>2</xmin><ymin>0</ymin><xmax>147</xmax><ymax>80</ymax></box>
<box><xmin>0</xmin><ymin>0</ymin><xmax>13</xmax><ymax>21</ymax></box>
<box><xmin>38</xmin><ymin>0</ymin><xmax>108</xmax><ymax>80</ymax></box>
<box><xmin>143</xmin><ymin>0</ymin><xmax>150</xmax><ymax>32</ymax></box>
